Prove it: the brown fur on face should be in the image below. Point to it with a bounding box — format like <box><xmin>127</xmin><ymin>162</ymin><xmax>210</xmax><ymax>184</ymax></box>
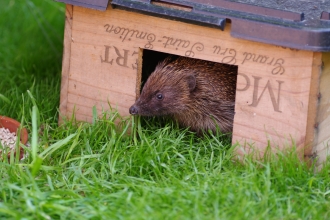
<box><xmin>129</xmin><ymin>56</ymin><xmax>237</xmax><ymax>134</ymax></box>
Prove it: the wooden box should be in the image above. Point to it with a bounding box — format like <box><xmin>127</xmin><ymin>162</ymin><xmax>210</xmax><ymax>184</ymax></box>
<box><xmin>57</xmin><ymin>0</ymin><xmax>330</xmax><ymax>168</ymax></box>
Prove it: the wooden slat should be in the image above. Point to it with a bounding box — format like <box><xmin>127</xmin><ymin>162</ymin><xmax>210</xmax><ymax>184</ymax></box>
<box><xmin>67</xmin><ymin>80</ymin><xmax>135</xmax><ymax>109</ymax></box>
<box><xmin>303</xmin><ymin>52</ymin><xmax>322</xmax><ymax>162</ymax></box>
<box><xmin>314</xmin><ymin>52</ymin><xmax>330</xmax><ymax>168</ymax></box>
<box><xmin>59</xmin><ymin>5</ymin><xmax>73</xmax><ymax>123</ymax></box>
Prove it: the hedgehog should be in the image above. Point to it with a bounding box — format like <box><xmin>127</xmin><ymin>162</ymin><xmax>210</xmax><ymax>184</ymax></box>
<box><xmin>129</xmin><ymin>56</ymin><xmax>237</xmax><ymax>134</ymax></box>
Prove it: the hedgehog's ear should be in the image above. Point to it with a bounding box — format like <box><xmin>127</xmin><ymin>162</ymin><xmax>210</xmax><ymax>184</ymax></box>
<box><xmin>186</xmin><ymin>74</ymin><xmax>196</xmax><ymax>92</ymax></box>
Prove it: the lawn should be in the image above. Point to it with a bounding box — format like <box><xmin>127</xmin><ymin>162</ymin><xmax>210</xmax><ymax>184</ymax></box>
<box><xmin>0</xmin><ymin>0</ymin><xmax>330</xmax><ymax>219</ymax></box>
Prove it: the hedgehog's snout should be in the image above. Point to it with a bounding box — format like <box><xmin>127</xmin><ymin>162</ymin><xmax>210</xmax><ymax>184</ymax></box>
<box><xmin>129</xmin><ymin>105</ymin><xmax>139</xmax><ymax>115</ymax></box>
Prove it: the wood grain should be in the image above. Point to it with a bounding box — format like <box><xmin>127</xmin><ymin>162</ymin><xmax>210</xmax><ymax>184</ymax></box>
<box><xmin>59</xmin><ymin>4</ymin><xmax>73</xmax><ymax>123</ymax></box>
<box><xmin>314</xmin><ymin>52</ymin><xmax>330</xmax><ymax>168</ymax></box>
<box><xmin>303</xmin><ymin>52</ymin><xmax>322</xmax><ymax>162</ymax></box>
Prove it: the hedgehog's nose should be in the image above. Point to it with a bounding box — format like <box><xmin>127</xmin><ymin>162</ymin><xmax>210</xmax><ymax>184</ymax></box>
<box><xmin>129</xmin><ymin>105</ymin><xmax>139</xmax><ymax>115</ymax></box>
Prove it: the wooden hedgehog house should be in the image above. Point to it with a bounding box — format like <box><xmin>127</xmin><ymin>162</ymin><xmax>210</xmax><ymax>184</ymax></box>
<box><xmin>56</xmin><ymin>0</ymin><xmax>330</xmax><ymax>167</ymax></box>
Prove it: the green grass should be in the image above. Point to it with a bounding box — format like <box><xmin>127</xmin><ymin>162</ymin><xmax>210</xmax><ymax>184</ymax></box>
<box><xmin>1</xmin><ymin>0</ymin><xmax>330</xmax><ymax>219</ymax></box>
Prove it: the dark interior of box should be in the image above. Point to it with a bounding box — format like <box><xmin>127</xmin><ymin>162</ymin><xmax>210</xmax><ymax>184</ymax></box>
<box><xmin>141</xmin><ymin>50</ymin><xmax>178</xmax><ymax>90</ymax></box>
<box><xmin>141</xmin><ymin>49</ymin><xmax>238</xmax><ymax>101</ymax></box>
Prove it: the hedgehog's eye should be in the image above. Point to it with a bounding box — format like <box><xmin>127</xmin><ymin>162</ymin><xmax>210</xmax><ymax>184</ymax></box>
<box><xmin>156</xmin><ymin>93</ymin><xmax>164</xmax><ymax>100</ymax></box>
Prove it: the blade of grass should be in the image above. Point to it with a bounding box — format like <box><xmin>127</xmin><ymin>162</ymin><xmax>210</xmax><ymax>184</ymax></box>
<box><xmin>0</xmin><ymin>94</ymin><xmax>10</xmax><ymax>104</ymax></box>
<box><xmin>39</xmin><ymin>133</ymin><xmax>76</xmax><ymax>159</ymax></box>
<box><xmin>31</xmin><ymin>105</ymin><xmax>38</xmax><ymax>161</ymax></box>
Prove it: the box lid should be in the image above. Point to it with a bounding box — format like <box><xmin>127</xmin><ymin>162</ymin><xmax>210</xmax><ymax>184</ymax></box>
<box><xmin>56</xmin><ymin>0</ymin><xmax>109</xmax><ymax>10</ymax></box>
<box><xmin>57</xmin><ymin>0</ymin><xmax>330</xmax><ymax>52</ymax></box>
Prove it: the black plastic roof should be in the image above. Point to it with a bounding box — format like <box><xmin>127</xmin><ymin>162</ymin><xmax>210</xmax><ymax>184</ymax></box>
<box><xmin>56</xmin><ymin>0</ymin><xmax>330</xmax><ymax>51</ymax></box>
<box><xmin>56</xmin><ymin>0</ymin><xmax>108</xmax><ymax>10</ymax></box>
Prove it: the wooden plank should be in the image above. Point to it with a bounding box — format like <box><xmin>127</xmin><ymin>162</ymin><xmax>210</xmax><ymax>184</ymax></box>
<box><xmin>67</xmin><ymin>79</ymin><xmax>135</xmax><ymax>109</ymax></box>
<box><xmin>66</xmin><ymin>97</ymin><xmax>128</xmax><ymax>123</ymax></box>
<box><xmin>136</xmin><ymin>49</ymin><xmax>143</xmax><ymax>98</ymax></box>
<box><xmin>62</xmin><ymin>5</ymin><xmax>320</xmax><ymax>157</ymax></box>
<box><xmin>233</xmin><ymin>48</ymin><xmax>316</xmax><ymax>157</ymax></box>
<box><xmin>69</xmin><ymin>43</ymin><xmax>138</xmax><ymax>96</ymax></box>
<box><xmin>314</xmin><ymin>52</ymin><xmax>330</xmax><ymax>168</ymax></box>
<box><xmin>304</xmin><ymin>52</ymin><xmax>322</xmax><ymax>161</ymax></box>
<box><xmin>59</xmin><ymin>4</ymin><xmax>73</xmax><ymax>123</ymax></box>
